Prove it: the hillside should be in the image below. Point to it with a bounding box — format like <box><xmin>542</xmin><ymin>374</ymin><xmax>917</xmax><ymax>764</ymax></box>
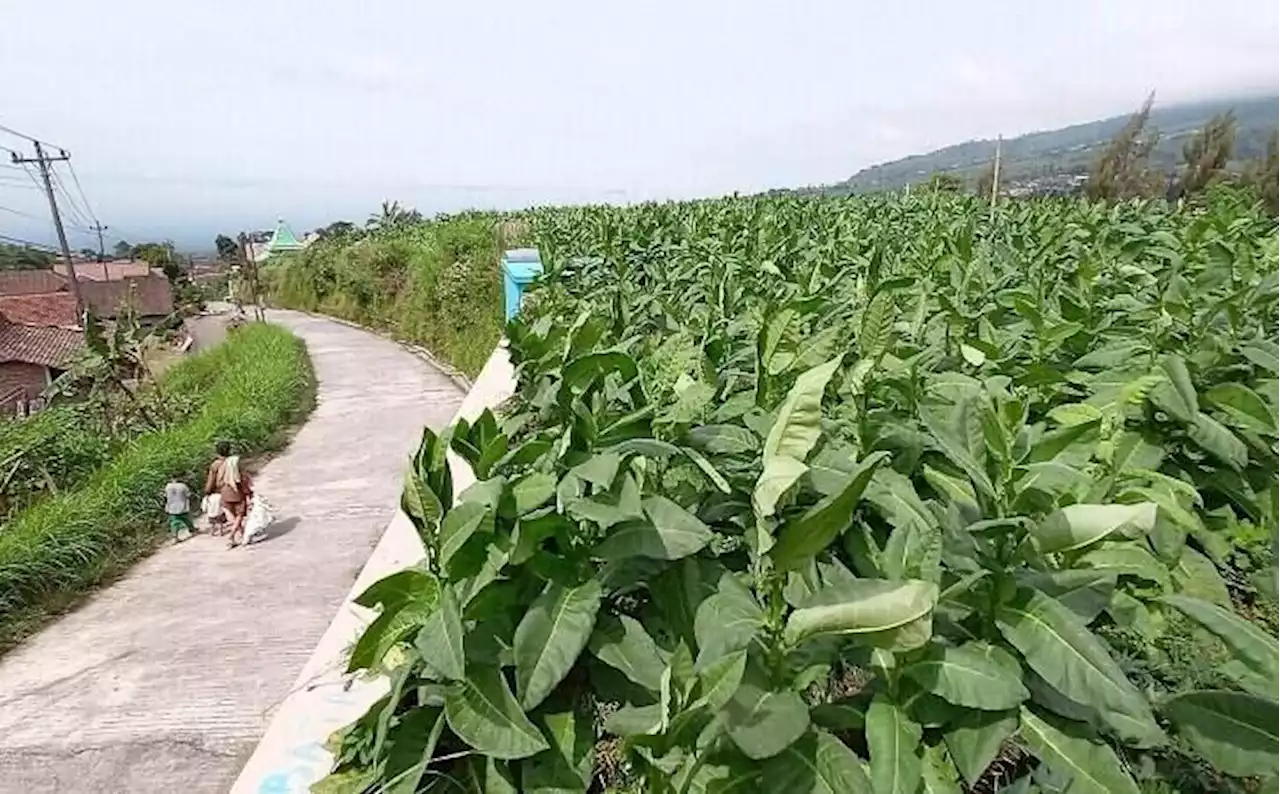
<box><xmin>818</xmin><ymin>94</ymin><xmax>1278</xmax><ymax>195</ymax></box>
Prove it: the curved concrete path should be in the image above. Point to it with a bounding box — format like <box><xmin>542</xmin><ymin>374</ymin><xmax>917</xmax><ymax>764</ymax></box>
<box><xmin>0</xmin><ymin>311</ymin><xmax>465</xmax><ymax>793</ymax></box>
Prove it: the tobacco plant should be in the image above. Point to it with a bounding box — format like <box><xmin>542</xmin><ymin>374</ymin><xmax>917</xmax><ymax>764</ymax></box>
<box><xmin>317</xmin><ymin>190</ymin><xmax>1278</xmax><ymax>793</ymax></box>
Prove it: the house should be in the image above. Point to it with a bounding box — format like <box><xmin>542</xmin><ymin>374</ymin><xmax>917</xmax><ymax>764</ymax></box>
<box><xmin>0</xmin><ymin>305</ymin><xmax>84</xmax><ymax>414</ymax></box>
<box><xmin>80</xmin><ymin>274</ymin><xmax>175</xmax><ymax>326</ymax></box>
<box><xmin>248</xmin><ymin>219</ymin><xmax>307</xmax><ymax>263</ymax></box>
<box><xmin>53</xmin><ymin>260</ymin><xmax>158</xmax><ymax>282</ymax></box>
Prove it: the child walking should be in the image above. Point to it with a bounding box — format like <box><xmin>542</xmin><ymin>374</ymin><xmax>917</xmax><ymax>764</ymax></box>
<box><xmin>164</xmin><ymin>477</ymin><xmax>195</xmax><ymax>542</ymax></box>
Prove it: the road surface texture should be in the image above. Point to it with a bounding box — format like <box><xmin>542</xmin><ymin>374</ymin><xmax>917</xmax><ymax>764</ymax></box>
<box><xmin>0</xmin><ymin>310</ymin><xmax>465</xmax><ymax>793</ymax></box>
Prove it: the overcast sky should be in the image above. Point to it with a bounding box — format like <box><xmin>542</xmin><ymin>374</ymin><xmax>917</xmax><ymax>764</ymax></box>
<box><xmin>1</xmin><ymin>0</ymin><xmax>1276</xmax><ymax>249</ymax></box>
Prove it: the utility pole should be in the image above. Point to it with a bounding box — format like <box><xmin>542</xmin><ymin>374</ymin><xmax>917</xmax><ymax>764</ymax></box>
<box><xmin>91</xmin><ymin>221</ymin><xmax>109</xmax><ymax>262</ymax></box>
<box><xmin>10</xmin><ymin>142</ymin><xmax>85</xmax><ymax>320</ymax></box>
<box><xmin>990</xmin><ymin>135</ymin><xmax>1003</xmax><ymax>210</ymax></box>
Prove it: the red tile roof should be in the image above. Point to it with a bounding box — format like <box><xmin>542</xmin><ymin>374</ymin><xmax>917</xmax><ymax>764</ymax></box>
<box><xmin>0</xmin><ymin>292</ymin><xmax>79</xmax><ymax>328</ymax></box>
<box><xmin>0</xmin><ymin>322</ymin><xmax>83</xmax><ymax>368</ymax></box>
<box><xmin>53</xmin><ymin>261</ymin><xmax>157</xmax><ymax>281</ymax></box>
<box><xmin>81</xmin><ymin>275</ymin><xmax>174</xmax><ymax>318</ymax></box>
<box><xmin>0</xmin><ymin>270</ymin><xmax>70</xmax><ymax>296</ymax></box>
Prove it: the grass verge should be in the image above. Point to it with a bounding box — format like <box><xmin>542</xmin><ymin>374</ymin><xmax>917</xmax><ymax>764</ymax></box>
<box><xmin>0</xmin><ymin>322</ymin><xmax>315</xmax><ymax>652</ymax></box>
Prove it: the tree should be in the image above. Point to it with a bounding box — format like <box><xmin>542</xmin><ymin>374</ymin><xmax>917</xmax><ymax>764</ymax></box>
<box><xmin>975</xmin><ymin>162</ymin><xmax>996</xmax><ymax>200</ymax></box>
<box><xmin>78</xmin><ymin>248</ymin><xmax>98</xmax><ymax>259</ymax></box>
<box><xmin>1175</xmin><ymin>111</ymin><xmax>1236</xmax><ymax>199</ymax></box>
<box><xmin>366</xmin><ymin>201</ymin><xmax>422</xmax><ymax>232</ymax></box>
<box><xmin>1242</xmin><ymin>128</ymin><xmax>1278</xmax><ymax>216</ymax></box>
<box><xmin>918</xmin><ymin>172</ymin><xmax>964</xmax><ymax>194</ymax></box>
<box><xmin>316</xmin><ymin>220</ymin><xmax>359</xmax><ymax>241</ymax></box>
<box><xmin>215</xmin><ymin>234</ymin><xmax>239</xmax><ymax>263</ymax></box>
<box><xmin>1085</xmin><ymin>92</ymin><xmax>1163</xmax><ymax>201</ymax></box>
<box><xmin>113</xmin><ymin>240</ymin><xmax>132</xmax><ymax>259</ymax></box>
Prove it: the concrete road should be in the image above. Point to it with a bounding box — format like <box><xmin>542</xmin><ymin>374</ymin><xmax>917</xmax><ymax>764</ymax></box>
<box><xmin>0</xmin><ymin>310</ymin><xmax>465</xmax><ymax>793</ymax></box>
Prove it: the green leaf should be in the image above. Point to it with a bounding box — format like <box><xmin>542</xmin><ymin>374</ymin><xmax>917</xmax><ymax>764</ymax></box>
<box><xmin>1161</xmin><ymin>595</ymin><xmax>1279</xmax><ymax>694</ymax></box>
<box><xmin>1047</xmin><ymin>402</ymin><xmax>1104</xmax><ymax>427</ymax></box>
<box><xmin>560</xmin><ymin>351</ymin><xmax>639</xmax><ymax>398</ymax></box>
<box><xmin>995</xmin><ymin>588</ymin><xmax>1163</xmax><ymax>747</ymax></box>
<box><xmin>694</xmin><ymin>573</ymin><xmax>764</xmax><ymax>667</ymax></box>
<box><xmin>1018</xmin><ymin>707</ymin><xmax>1139</xmax><ymax>794</ymax></box>
<box><xmin>960</xmin><ymin>344</ymin><xmax>986</xmax><ymax>367</ymax></box>
<box><xmin>514</xmin><ymin>579</ymin><xmax>603</xmax><ymax>710</ymax></box>
<box><xmin>861</xmin><ymin>291</ymin><xmax>896</xmax><ymax>359</ymax></box>
<box><xmin>444</xmin><ymin>665</ymin><xmax>550</xmax><ymax>760</ymax></box>
<box><xmin>686</xmin><ymin>424</ymin><xmax>758</xmax><ymax>455</ymax></box>
<box><xmin>522</xmin><ymin>709</ymin><xmax>596</xmax><ymax>794</ymax></box>
<box><xmin>725</xmin><ymin>682</ymin><xmax>811</xmax><ymax>760</ymax></box>
<box><xmin>1205</xmin><ymin>382</ymin><xmax>1278</xmax><ymax>435</ymax></box>
<box><xmin>1077</xmin><ymin>544</ymin><xmax>1171</xmax><ymax>590</ymax></box>
<box><xmin>1189</xmin><ymin>412</ymin><xmax>1248</xmax><ymax>470</ymax></box>
<box><xmin>415</xmin><ymin>587</ymin><xmax>465</xmax><ymax>680</ymax></box>
<box><xmin>945</xmin><ymin>709</ymin><xmax>1017</xmax><ymax>786</ymax></box>
<box><xmin>348</xmin><ymin>590</ymin><xmax>439</xmax><ymax>673</ymax></box>
<box><xmin>692</xmin><ymin>649</ymin><xmax>747</xmax><ymax>712</ymax></box>
<box><xmin>1164</xmin><ymin>690</ymin><xmax>1279</xmax><ymax>778</ymax></box>
<box><xmin>1172</xmin><ymin>546</ymin><xmax>1232</xmax><ymax>607</ymax></box>
<box><xmin>1031</xmin><ymin>503</ymin><xmax>1156</xmax><ymax>554</ymax></box>
<box><xmin>1020</xmin><ymin>569</ymin><xmax>1116</xmax><ymax>624</ymax></box>
<box><xmin>771</xmin><ymin>452</ymin><xmax>889</xmax><ymax>571</ymax></box>
<box><xmin>754</xmin><ymin>356</ymin><xmax>843</xmax><ymax>517</ymax></box>
<box><xmin>920</xmin><ymin>741</ymin><xmax>963</xmax><ymax>794</ymax></box>
<box><xmin>593</xmin><ymin>497</ymin><xmax>713</xmax><ymax>560</ymax></box>
<box><xmin>439</xmin><ymin>502</ymin><xmax>490</xmax><ymax>572</ymax></box>
<box><xmin>570</xmin><ymin>453</ymin><xmax>621</xmax><ymax>488</ymax></box>
<box><xmin>761</xmin><ymin>730</ymin><xmax>874</xmax><ymax>793</ymax></box>
<box><xmin>903</xmin><ymin>641</ymin><xmax>1030</xmax><ymax>710</ymax></box>
<box><xmin>514</xmin><ymin>472</ymin><xmax>558</xmax><ymax>515</ymax></box>
<box><xmin>785</xmin><ymin>579</ymin><xmax>938</xmax><ymax>649</ymax></box>
<box><xmin>919</xmin><ymin>403</ymin><xmax>996</xmax><ymax>500</ymax></box>
<box><xmin>867</xmin><ymin>694</ymin><xmax>923</xmax><ymax>794</ymax></box>
<box><xmin>382</xmin><ymin>706</ymin><xmax>447</xmax><ymax>794</ymax></box>
<box><xmin>682</xmin><ymin>446</ymin><xmax>732</xmax><ymax>494</ymax></box>
<box><xmin>1159</xmin><ymin>355</ymin><xmax>1199</xmax><ymax>422</ymax></box>
<box><xmin>589</xmin><ymin>614</ymin><xmax>666</xmax><ymax>693</ymax></box>
<box><xmin>354</xmin><ymin>568</ymin><xmax>439</xmax><ymax>611</ymax></box>
<box><xmin>1240</xmin><ymin>339</ymin><xmax>1280</xmax><ymax>373</ymax></box>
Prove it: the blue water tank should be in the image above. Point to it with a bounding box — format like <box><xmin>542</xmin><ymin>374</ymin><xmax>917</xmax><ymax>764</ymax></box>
<box><xmin>500</xmin><ymin>249</ymin><xmax>543</xmax><ymax>322</ymax></box>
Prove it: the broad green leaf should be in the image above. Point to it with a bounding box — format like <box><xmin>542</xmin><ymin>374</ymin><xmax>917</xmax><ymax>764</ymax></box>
<box><xmin>686</xmin><ymin>424</ymin><xmax>758</xmax><ymax>455</ymax></box>
<box><xmin>867</xmin><ymin>694</ymin><xmax>923</xmax><ymax>794</ymax></box>
<box><xmin>1240</xmin><ymin>339</ymin><xmax>1280</xmax><ymax>373</ymax></box>
<box><xmin>1205</xmin><ymin>382</ymin><xmax>1277</xmax><ymax>435</ymax></box>
<box><xmin>922</xmin><ymin>465</ymin><xmax>979</xmax><ymax>515</ymax></box>
<box><xmin>960</xmin><ymin>344</ymin><xmax>986</xmax><ymax>367</ymax></box>
<box><xmin>570</xmin><ymin>453</ymin><xmax>621</xmax><ymax>488</ymax></box>
<box><xmin>603</xmin><ymin>703</ymin><xmax>662</xmax><ymax>736</ymax></box>
<box><xmin>771</xmin><ymin>452</ymin><xmax>889</xmax><ymax>571</ymax></box>
<box><xmin>761</xmin><ymin>730</ymin><xmax>874</xmax><ymax>793</ymax></box>
<box><xmin>1018</xmin><ymin>707</ymin><xmax>1139</xmax><ymax>794</ymax></box>
<box><xmin>1076</xmin><ymin>544</ymin><xmax>1171</xmax><ymax>590</ymax></box>
<box><xmin>589</xmin><ymin>614</ymin><xmax>665</xmax><ymax>693</ymax></box>
<box><xmin>811</xmin><ymin>693</ymin><xmax>872</xmax><ymax>732</ymax></box>
<box><xmin>349</xmin><ymin>590</ymin><xmax>439</xmax><ymax>673</ymax></box>
<box><xmin>1171</xmin><ymin>546</ymin><xmax>1232</xmax><ymax>607</ymax></box>
<box><xmin>682</xmin><ymin>446</ymin><xmax>731</xmax><ymax>494</ymax></box>
<box><xmin>513</xmin><ymin>472</ymin><xmax>558</xmax><ymax>515</ymax></box>
<box><xmin>522</xmin><ymin>709</ymin><xmax>595</xmax><ymax>794</ymax></box>
<box><xmin>691</xmin><ymin>649</ymin><xmax>747</xmax><ymax>712</ymax></box>
<box><xmin>1161</xmin><ymin>595</ymin><xmax>1279</xmax><ymax>693</ymax></box>
<box><xmin>560</xmin><ymin>351</ymin><xmax>639</xmax><ymax>398</ymax></box>
<box><xmin>1031</xmin><ymin>503</ymin><xmax>1156</xmax><ymax>554</ymax></box>
<box><xmin>1188</xmin><ymin>412</ymin><xmax>1248</xmax><ymax>470</ymax></box>
<box><xmin>945</xmin><ymin>709</ymin><xmax>1017</xmax><ymax>786</ymax></box>
<box><xmin>1020</xmin><ymin>569</ymin><xmax>1116</xmax><ymax>624</ymax></box>
<box><xmin>785</xmin><ymin>579</ymin><xmax>938</xmax><ymax>648</ymax></box>
<box><xmin>382</xmin><ymin>706</ymin><xmax>446</xmax><ymax>794</ymax></box>
<box><xmin>1164</xmin><ymin>690</ymin><xmax>1279</xmax><ymax>778</ymax></box>
<box><xmin>694</xmin><ymin>573</ymin><xmax>764</xmax><ymax>667</ymax></box>
<box><xmin>725</xmin><ymin>682</ymin><xmax>811</xmax><ymax>759</ymax></box>
<box><xmin>415</xmin><ymin>587</ymin><xmax>465</xmax><ymax>680</ymax></box>
<box><xmin>903</xmin><ymin>641</ymin><xmax>1030</xmax><ymax>710</ymax></box>
<box><xmin>995</xmin><ymin>588</ymin><xmax>1163</xmax><ymax>747</ymax></box>
<box><xmin>439</xmin><ymin>502</ymin><xmax>490</xmax><ymax>571</ymax></box>
<box><xmin>861</xmin><ymin>291</ymin><xmax>896</xmax><ymax>359</ymax></box>
<box><xmin>354</xmin><ymin>568</ymin><xmax>439</xmax><ymax>610</ymax></box>
<box><xmin>514</xmin><ymin>580</ymin><xmax>603</xmax><ymax>710</ymax></box>
<box><xmin>444</xmin><ymin>665</ymin><xmax>550</xmax><ymax>760</ymax></box>
<box><xmin>1047</xmin><ymin>403</ymin><xmax>1103</xmax><ymax>427</ymax></box>
<box><xmin>1159</xmin><ymin>355</ymin><xmax>1199</xmax><ymax>422</ymax></box>
<box><xmin>919</xmin><ymin>404</ymin><xmax>996</xmax><ymax>500</ymax></box>
<box><xmin>594</xmin><ymin>497</ymin><xmax>713</xmax><ymax>560</ymax></box>
<box><xmin>920</xmin><ymin>741</ymin><xmax>963</xmax><ymax>794</ymax></box>
<box><xmin>754</xmin><ymin>356</ymin><xmax>843</xmax><ymax>517</ymax></box>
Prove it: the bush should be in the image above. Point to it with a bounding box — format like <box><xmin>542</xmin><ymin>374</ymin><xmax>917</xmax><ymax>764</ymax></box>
<box><xmin>262</xmin><ymin>214</ymin><xmax>509</xmax><ymax>377</ymax></box>
<box><xmin>0</xmin><ymin>323</ymin><xmax>314</xmax><ymax>646</ymax></box>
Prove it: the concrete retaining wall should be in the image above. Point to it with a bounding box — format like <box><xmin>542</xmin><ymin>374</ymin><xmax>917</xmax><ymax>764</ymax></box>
<box><xmin>231</xmin><ymin>342</ymin><xmax>515</xmax><ymax>794</ymax></box>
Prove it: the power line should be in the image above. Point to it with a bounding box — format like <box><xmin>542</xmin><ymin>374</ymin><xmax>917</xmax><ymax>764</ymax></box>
<box><xmin>49</xmin><ymin>168</ymin><xmax>92</xmax><ymax>229</ymax></box>
<box><xmin>0</xmin><ymin>232</ymin><xmax>59</xmax><ymax>251</ymax></box>
<box><xmin>0</xmin><ymin>205</ymin><xmax>44</xmax><ymax>221</ymax></box>
<box><xmin>0</xmin><ymin>121</ymin><xmax>65</xmax><ymax>151</ymax></box>
<box><xmin>64</xmin><ymin>161</ymin><xmax>98</xmax><ymax>224</ymax></box>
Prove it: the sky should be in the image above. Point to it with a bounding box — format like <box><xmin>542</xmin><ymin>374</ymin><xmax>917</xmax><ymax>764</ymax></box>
<box><xmin>0</xmin><ymin>0</ymin><xmax>1276</xmax><ymax>250</ymax></box>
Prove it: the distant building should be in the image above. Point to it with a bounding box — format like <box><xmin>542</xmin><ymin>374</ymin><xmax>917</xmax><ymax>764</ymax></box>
<box><xmin>0</xmin><ymin>310</ymin><xmax>83</xmax><ymax>414</ymax></box>
<box><xmin>54</xmin><ymin>260</ymin><xmax>158</xmax><ymax>282</ymax></box>
<box><xmin>248</xmin><ymin>219</ymin><xmax>308</xmax><ymax>263</ymax></box>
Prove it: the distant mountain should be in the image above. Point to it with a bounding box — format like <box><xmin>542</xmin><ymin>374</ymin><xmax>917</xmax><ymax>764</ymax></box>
<box><xmin>816</xmin><ymin>94</ymin><xmax>1278</xmax><ymax>195</ymax></box>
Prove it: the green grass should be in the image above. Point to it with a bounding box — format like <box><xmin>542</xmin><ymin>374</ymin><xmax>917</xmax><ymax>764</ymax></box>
<box><xmin>263</xmin><ymin>216</ymin><xmax>509</xmax><ymax>378</ymax></box>
<box><xmin>0</xmin><ymin>322</ymin><xmax>315</xmax><ymax>650</ymax></box>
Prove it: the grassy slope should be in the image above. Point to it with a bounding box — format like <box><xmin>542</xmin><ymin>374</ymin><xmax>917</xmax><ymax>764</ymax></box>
<box><xmin>0</xmin><ymin>323</ymin><xmax>315</xmax><ymax>649</ymax></box>
<box><xmin>263</xmin><ymin>215</ymin><xmax>509</xmax><ymax>378</ymax></box>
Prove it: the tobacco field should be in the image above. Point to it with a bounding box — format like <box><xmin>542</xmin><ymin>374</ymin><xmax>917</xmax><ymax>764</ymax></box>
<box><xmin>320</xmin><ymin>188</ymin><xmax>1279</xmax><ymax>793</ymax></box>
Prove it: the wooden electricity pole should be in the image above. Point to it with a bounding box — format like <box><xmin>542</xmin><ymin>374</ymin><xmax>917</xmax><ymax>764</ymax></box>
<box><xmin>10</xmin><ymin>143</ymin><xmax>85</xmax><ymax>319</ymax></box>
<box><xmin>91</xmin><ymin>221</ymin><xmax>109</xmax><ymax>262</ymax></box>
<box><xmin>990</xmin><ymin>135</ymin><xmax>1003</xmax><ymax>209</ymax></box>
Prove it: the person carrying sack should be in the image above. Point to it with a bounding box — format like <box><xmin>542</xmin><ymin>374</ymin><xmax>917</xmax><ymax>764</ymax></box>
<box><xmin>205</xmin><ymin>441</ymin><xmax>254</xmax><ymax>548</ymax></box>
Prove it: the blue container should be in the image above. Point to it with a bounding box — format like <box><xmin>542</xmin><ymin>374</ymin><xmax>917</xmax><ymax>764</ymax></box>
<box><xmin>501</xmin><ymin>248</ymin><xmax>543</xmax><ymax>322</ymax></box>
